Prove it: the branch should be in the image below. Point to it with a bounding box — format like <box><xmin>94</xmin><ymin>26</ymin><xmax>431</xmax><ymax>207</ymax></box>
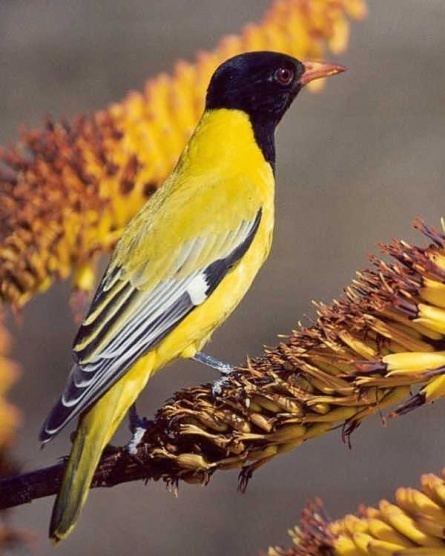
<box><xmin>2</xmin><ymin>221</ymin><xmax>445</xmax><ymax>511</ymax></box>
<box><xmin>0</xmin><ymin>450</ymin><xmax>149</xmax><ymax>510</ymax></box>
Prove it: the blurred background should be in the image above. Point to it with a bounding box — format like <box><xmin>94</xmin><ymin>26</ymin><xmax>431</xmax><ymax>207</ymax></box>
<box><xmin>1</xmin><ymin>1</ymin><xmax>445</xmax><ymax>554</ymax></box>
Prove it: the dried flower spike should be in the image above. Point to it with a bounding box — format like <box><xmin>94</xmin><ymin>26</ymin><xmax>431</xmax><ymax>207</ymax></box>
<box><xmin>0</xmin><ymin>0</ymin><xmax>366</xmax><ymax>308</ymax></box>
<box><xmin>268</xmin><ymin>468</ymin><xmax>445</xmax><ymax>555</ymax></box>
<box><xmin>2</xmin><ymin>220</ymin><xmax>445</xmax><ymax>513</ymax></box>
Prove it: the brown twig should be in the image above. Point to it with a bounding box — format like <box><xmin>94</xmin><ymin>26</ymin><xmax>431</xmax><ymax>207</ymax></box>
<box><xmin>0</xmin><ymin>450</ymin><xmax>149</xmax><ymax>510</ymax></box>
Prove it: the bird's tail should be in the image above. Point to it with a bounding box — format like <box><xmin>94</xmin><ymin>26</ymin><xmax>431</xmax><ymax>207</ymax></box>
<box><xmin>50</xmin><ymin>355</ymin><xmax>155</xmax><ymax>543</ymax></box>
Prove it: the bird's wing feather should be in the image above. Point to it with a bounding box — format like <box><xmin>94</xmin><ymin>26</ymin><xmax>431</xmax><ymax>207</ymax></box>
<box><xmin>40</xmin><ymin>206</ymin><xmax>262</xmax><ymax>441</ymax></box>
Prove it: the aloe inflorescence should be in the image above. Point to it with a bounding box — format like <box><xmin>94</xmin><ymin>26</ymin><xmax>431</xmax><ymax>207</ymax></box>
<box><xmin>1</xmin><ymin>223</ymin><xmax>445</xmax><ymax>514</ymax></box>
<box><xmin>268</xmin><ymin>469</ymin><xmax>445</xmax><ymax>555</ymax></box>
<box><xmin>119</xmin><ymin>221</ymin><xmax>445</xmax><ymax>488</ymax></box>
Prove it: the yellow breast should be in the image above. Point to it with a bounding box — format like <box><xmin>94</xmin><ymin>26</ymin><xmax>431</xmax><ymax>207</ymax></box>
<box><xmin>153</xmin><ymin>108</ymin><xmax>275</xmax><ymax>368</ymax></box>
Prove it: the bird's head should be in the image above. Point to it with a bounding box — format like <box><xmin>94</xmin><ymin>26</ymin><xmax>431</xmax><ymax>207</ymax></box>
<box><xmin>206</xmin><ymin>51</ymin><xmax>346</xmax><ymax>128</ymax></box>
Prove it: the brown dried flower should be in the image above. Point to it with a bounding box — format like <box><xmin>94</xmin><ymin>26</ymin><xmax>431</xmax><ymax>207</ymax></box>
<box><xmin>2</xmin><ymin>220</ymin><xmax>445</xmax><ymax>517</ymax></box>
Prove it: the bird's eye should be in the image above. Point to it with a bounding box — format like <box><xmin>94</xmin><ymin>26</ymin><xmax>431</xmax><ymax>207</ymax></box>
<box><xmin>274</xmin><ymin>67</ymin><xmax>295</xmax><ymax>86</ymax></box>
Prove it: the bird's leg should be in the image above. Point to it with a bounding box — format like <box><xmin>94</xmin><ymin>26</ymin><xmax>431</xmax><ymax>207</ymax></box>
<box><xmin>193</xmin><ymin>352</ymin><xmax>233</xmax><ymax>373</ymax></box>
<box><xmin>128</xmin><ymin>403</ymin><xmax>152</xmax><ymax>432</ymax></box>
<box><xmin>192</xmin><ymin>351</ymin><xmax>234</xmax><ymax>396</ymax></box>
<box><xmin>126</xmin><ymin>403</ymin><xmax>153</xmax><ymax>455</ymax></box>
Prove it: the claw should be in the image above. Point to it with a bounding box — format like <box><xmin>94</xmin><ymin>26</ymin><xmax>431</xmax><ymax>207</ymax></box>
<box><xmin>218</xmin><ymin>363</ymin><xmax>234</xmax><ymax>375</ymax></box>
<box><xmin>192</xmin><ymin>352</ymin><xmax>234</xmax><ymax>397</ymax></box>
<box><xmin>211</xmin><ymin>375</ymin><xmax>232</xmax><ymax>397</ymax></box>
<box><xmin>127</xmin><ymin>404</ymin><xmax>152</xmax><ymax>455</ymax></box>
<box><xmin>128</xmin><ymin>404</ymin><xmax>151</xmax><ymax>433</ymax></box>
<box><xmin>127</xmin><ymin>426</ymin><xmax>148</xmax><ymax>456</ymax></box>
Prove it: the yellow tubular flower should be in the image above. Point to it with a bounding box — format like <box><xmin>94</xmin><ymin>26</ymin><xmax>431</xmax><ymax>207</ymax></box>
<box><xmin>0</xmin><ymin>0</ymin><xmax>366</xmax><ymax>308</ymax></box>
<box><xmin>267</xmin><ymin>469</ymin><xmax>445</xmax><ymax>556</ymax></box>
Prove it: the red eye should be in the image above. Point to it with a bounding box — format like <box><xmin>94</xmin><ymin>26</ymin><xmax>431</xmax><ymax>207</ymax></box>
<box><xmin>274</xmin><ymin>67</ymin><xmax>294</xmax><ymax>86</ymax></box>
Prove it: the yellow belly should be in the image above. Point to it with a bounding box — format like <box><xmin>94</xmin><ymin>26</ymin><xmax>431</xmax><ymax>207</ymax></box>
<box><xmin>153</xmin><ymin>202</ymin><xmax>274</xmax><ymax>370</ymax></box>
<box><xmin>142</xmin><ymin>109</ymin><xmax>277</xmax><ymax>371</ymax></box>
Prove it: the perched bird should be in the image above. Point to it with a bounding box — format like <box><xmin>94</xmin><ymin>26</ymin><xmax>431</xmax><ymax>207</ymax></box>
<box><xmin>40</xmin><ymin>51</ymin><xmax>345</xmax><ymax>542</ymax></box>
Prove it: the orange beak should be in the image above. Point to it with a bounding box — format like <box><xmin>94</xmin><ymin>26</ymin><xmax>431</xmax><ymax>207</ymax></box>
<box><xmin>299</xmin><ymin>61</ymin><xmax>347</xmax><ymax>85</ymax></box>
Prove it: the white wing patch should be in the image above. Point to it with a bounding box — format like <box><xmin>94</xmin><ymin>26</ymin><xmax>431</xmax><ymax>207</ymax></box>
<box><xmin>187</xmin><ymin>274</ymin><xmax>209</xmax><ymax>305</ymax></box>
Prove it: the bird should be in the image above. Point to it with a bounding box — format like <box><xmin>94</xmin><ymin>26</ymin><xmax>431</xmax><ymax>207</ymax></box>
<box><xmin>40</xmin><ymin>51</ymin><xmax>345</xmax><ymax>542</ymax></box>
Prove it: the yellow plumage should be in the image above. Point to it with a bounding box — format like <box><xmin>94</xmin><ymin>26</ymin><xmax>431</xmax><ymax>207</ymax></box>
<box><xmin>49</xmin><ymin>108</ymin><xmax>274</xmax><ymax>542</ymax></box>
<box><xmin>41</xmin><ymin>51</ymin><xmax>345</xmax><ymax>542</ymax></box>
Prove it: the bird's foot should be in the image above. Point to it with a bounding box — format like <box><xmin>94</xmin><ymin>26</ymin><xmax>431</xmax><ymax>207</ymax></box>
<box><xmin>126</xmin><ymin>404</ymin><xmax>153</xmax><ymax>456</ymax></box>
<box><xmin>192</xmin><ymin>352</ymin><xmax>234</xmax><ymax>398</ymax></box>
<box><xmin>128</xmin><ymin>403</ymin><xmax>152</xmax><ymax>433</ymax></box>
<box><xmin>211</xmin><ymin>374</ymin><xmax>233</xmax><ymax>397</ymax></box>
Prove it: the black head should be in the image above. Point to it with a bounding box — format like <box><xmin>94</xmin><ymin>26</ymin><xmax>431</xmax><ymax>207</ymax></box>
<box><xmin>205</xmin><ymin>51</ymin><xmax>345</xmax><ymax>169</ymax></box>
<box><xmin>206</xmin><ymin>51</ymin><xmax>305</xmax><ymax>128</ymax></box>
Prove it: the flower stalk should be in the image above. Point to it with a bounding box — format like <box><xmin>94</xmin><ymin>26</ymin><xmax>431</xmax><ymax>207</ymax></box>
<box><xmin>1</xmin><ymin>220</ymin><xmax>445</xmax><ymax>512</ymax></box>
<box><xmin>0</xmin><ymin>0</ymin><xmax>366</xmax><ymax>308</ymax></box>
